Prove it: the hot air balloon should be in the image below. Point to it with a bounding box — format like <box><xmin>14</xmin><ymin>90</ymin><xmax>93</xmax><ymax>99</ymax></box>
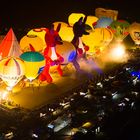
<box><xmin>109</xmin><ymin>20</ymin><xmax>130</xmax><ymax>42</ymax></box>
<box><xmin>27</xmin><ymin>28</ymin><xmax>47</xmax><ymax>46</ymax></box>
<box><xmin>68</xmin><ymin>13</ymin><xmax>85</xmax><ymax>27</ymax></box>
<box><xmin>95</xmin><ymin>7</ymin><xmax>118</xmax><ymax>20</ymax></box>
<box><xmin>53</xmin><ymin>21</ymin><xmax>68</xmax><ymax>29</ymax></box>
<box><xmin>53</xmin><ymin>22</ymin><xmax>74</xmax><ymax>42</ymax></box>
<box><xmin>59</xmin><ymin>26</ymin><xmax>74</xmax><ymax>42</ymax></box>
<box><xmin>0</xmin><ymin>57</ymin><xmax>25</xmax><ymax>90</ymax></box>
<box><xmin>0</xmin><ymin>28</ymin><xmax>22</xmax><ymax>59</ymax></box>
<box><xmin>56</xmin><ymin>41</ymin><xmax>76</xmax><ymax>65</ymax></box>
<box><xmin>20</xmin><ymin>51</ymin><xmax>45</xmax><ymax>82</ymax></box>
<box><xmin>93</xmin><ymin>17</ymin><xmax>113</xmax><ymax>28</ymax></box>
<box><xmin>20</xmin><ymin>35</ymin><xmax>45</xmax><ymax>52</ymax></box>
<box><xmin>82</xmin><ymin>28</ymin><xmax>113</xmax><ymax>54</ymax></box>
<box><xmin>86</xmin><ymin>15</ymin><xmax>98</xmax><ymax>30</ymax></box>
<box><xmin>129</xmin><ymin>22</ymin><xmax>140</xmax><ymax>45</ymax></box>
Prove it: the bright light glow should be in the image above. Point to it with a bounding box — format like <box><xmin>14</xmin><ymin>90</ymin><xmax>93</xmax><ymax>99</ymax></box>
<box><xmin>109</xmin><ymin>42</ymin><xmax>128</xmax><ymax>62</ymax></box>
<box><xmin>1</xmin><ymin>90</ymin><xmax>8</xmax><ymax>100</ymax></box>
<box><xmin>112</xmin><ymin>44</ymin><xmax>125</xmax><ymax>57</ymax></box>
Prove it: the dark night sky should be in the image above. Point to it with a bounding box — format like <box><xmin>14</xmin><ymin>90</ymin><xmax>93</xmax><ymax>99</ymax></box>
<box><xmin>0</xmin><ymin>0</ymin><xmax>139</xmax><ymax>30</ymax></box>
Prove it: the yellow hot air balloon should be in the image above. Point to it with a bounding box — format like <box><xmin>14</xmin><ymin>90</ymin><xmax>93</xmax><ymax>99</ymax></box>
<box><xmin>129</xmin><ymin>22</ymin><xmax>140</xmax><ymax>45</ymax></box>
<box><xmin>82</xmin><ymin>27</ymin><xmax>113</xmax><ymax>54</ymax></box>
<box><xmin>68</xmin><ymin>13</ymin><xmax>85</xmax><ymax>26</ymax></box>
<box><xmin>59</xmin><ymin>26</ymin><xmax>74</xmax><ymax>42</ymax></box>
<box><xmin>0</xmin><ymin>57</ymin><xmax>25</xmax><ymax>90</ymax></box>
<box><xmin>20</xmin><ymin>35</ymin><xmax>45</xmax><ymax>52</ymax></box>
<box><xmin>27</xmin><ymin>28</ymin><xmax>47</xmax><ymax>46</ymax></box>
<box><xmin>53</xmin><ymin>21</ymin><xmax>68</xmax><ymax>29</ymax></box>
<box><xmin>86</xmin><ymin>15</ymin><xmax>98</xmax><ymax>29</ymax></box>
<box><xmin>20</xmin><ymin>51</ymin><xmax>45</xmax><ymax>82</ymax></box>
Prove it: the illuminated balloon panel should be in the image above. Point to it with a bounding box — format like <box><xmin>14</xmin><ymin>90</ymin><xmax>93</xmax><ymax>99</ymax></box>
<box><xmin>27</xmin><ymin>28</ymin><xmax>47</xmax><ymax>46</ymax></box>
<box><xmin>86</xmin><ymin>15</ymin><xmax>98</xmax><ymax>29</ymax></box>
<box><xmin>82</xmin><ymin>28</ymin><xmax>113</xmax><ymax>53</ymax></box>
<box><xmin>129</xmin><ymin>22</ymin><xmax>140</xmax><ymax>45</ymax></box>
<box><xmin>20</xmin><ymin>35</ymin><xmax>45</xmax><ymax>52</ymax></box>
<box><xmin>53</xmin><ymin>21</ymin><xmax>69</xmax><ymax>29</ymax></box>
<box><xmin>93</xmin><ymin>17</ymin><xmax>113</xmax><ymax>28</ymax></box>
<box><xmin>0</xmin><ymin>57</ymin><xmax>25</xmax><ymax>88</ymax></box>
<box><xmin>95</xmin><ymin>7</ymin><xmax>118</xmax><ymax>20</ymax></box>
<box><xmin>20</xmin><ymin>51</ymin><xmax>45</xmax><ymax>81</ymax></box>
<box><xmin>68</xmin><ymin>13</ymin><xmax>85</xmax><ymax>26</ymax></box>
<box><xmin>109</xmin><ymin>20</ymin><xmax>130</xmax><ymax>42</ymax></box>
<box><xmin>59</xmin><ymin>26</ymin><xmax>74</xmax><ymax>42</ymax></box>
<box><xmin>56</xmin><ymin>41</ymin><xmax>76</xmax><ymax>65</ymax></box>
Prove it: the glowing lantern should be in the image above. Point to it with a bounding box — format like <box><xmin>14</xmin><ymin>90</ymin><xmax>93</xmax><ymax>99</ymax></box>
<box><xmin>0</xmin><ymin>57</ymin><xmax>25</xmax><ymax>90</ymax></box>
<box><xmin>129</xmin><ymin>22</ymin><xmax>140</xmax><ymax>45</ymax></box>
<box><xmin>20</xmin><ymin>51</ymin><xmax>45</xmax><ymax>81</ymax></box>
<box><xmin>82</xmin><ymin>28</ymin><xmax>113</xmax><ymax>54</ymax></box>
<box><xmin>68</xmin><ymin>13</ymin><xmax>85</xmax><ymax>26</ymax></box>
<box><xmin>109</xmin><ymin>20</ymin><xmax>130</xmax><ymax>42</ymax></box>
<box><xmin>27</xmin><ymin>28</ymin><xmax>47</xmax><ymax>46</ymax></box>
<box><xmin>56</xmin><ymin>41</ymin><xmax>76</xmax><ymax>65</ymax></box>
<box><xmin>86</xmin><ymin>15</ymin><xmax>98</xmax><ymax>29</ymax></box>
<box><xmin>93</xmin><ymin>17</ymin><xmax>113</xmax><ymax>28</ymax></box>
<box><xmin>20</xmin><ymin>35</ymin><xmax>45</xmax><ymax>52</ymax></box>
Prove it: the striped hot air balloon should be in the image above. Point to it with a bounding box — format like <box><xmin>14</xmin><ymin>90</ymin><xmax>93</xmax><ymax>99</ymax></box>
<box><xmin>0</xmin><ymin>28</ymin><xmax>22</xmax><ymax>59</ymax></box>
<box><xmin>0</xmin><ymin>57</ymin><xmax>25</xmax><ymax>90</ymax></box>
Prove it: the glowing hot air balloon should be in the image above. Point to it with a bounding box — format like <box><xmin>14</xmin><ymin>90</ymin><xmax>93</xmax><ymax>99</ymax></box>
<box><xmin>86</xmin><ymin>15</ymin><xmax>98</xmax><ymax>30</ymax></box>
<box><xmin>59</xmin><ymin>26</ymin><xmax>74</xmax><ymax>42</ymax></box>
<box><xmin>82</xmin><ymin>27</ymin><xmax>113</xmax><ymax>54</ymax></box>
<box><xmin>56</xmin><ymin>41</ymin><xmax>76</xmax><ymax>65</ymax></box>
<box><xmin>0</xmin><ymin>57</ymin><xmax>25</xmax><ymax>90</ymax></box>
<box><xmin>93</xmin><ymin>17</ymin><xmax>113</xmax><ymax>28</ymax></box>
<box><xmin>109</xmin><ymin>20</ymin><xmax>130</xmax><ymax>42</ymax></box>
<box><xmin>129</xmin><ymin>22</ymin><xmax>140</xmax><ymax>45</ymax></box>
<box><xmin>20</xmin><ymin>34</ymin><xmax>45</xmax><ymax>52</ymax></box>
<box><xmin>68</xmin><ymin>13</ymin><xmax>85</xmax><ymax>27</ymax></box>
<box><xmin>20</xmin><ymin>51</ymin><xmax>45</xmax><ymax>82</ymax></box>
<box><xmin>53</xmin><ymin>21</ymin><xmax>68</xmax><ymax>29</ymax></box>
<box><xmin>27</xmin><ymin>28</ymin><xmax>47</xmax><ymax>46</ymax></box>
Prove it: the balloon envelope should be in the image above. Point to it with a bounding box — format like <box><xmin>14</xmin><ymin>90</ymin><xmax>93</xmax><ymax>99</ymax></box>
<box><xmin>86</xmin><ymin>15</ymin><xmax>98</xmax><ymax>29</ymax></box>
<box><xmin>20</xmin><ymin>35</ymin><xmax>45</xmax><ymax>52</ymax></box>
<box><xmin>129</xmin><ymin>22</ymin><xmax>140</xmax><ymax>45</ymax></box>
<box><xmin>82</xmin><ymin>28</ymin><xmax>113</xmax><ymax>54</ymax></box>
<box><xmin>20</xmin><ymin>51</ymin><xmax>45</xmax><ymax>81</ymax></box>
<box><xmin>59</xmin><ymin>26</ymin><xmax>74</xmax><ymax>42</ymax></box>
<box><xmin>68</xmin><ymin>13</ymin><xmax>85</xmax><ymax>26</ymax></box>
<box><xmin>27</xmin><ymin>28</ymin><xmax>47</xmax><ymax>47</ymax></box>
<box><xmin>0</xmin><ymin>57</ymin><xmax>25</xmax><ymax>88</ymax></box>
<box><xmin>109</xmin><ymin>20</ymin><xmax>130</xmax><ymax>42</ymax></box>
<box><xmin>56</xmin><ymin>41</ymin><xmax>76</xmax><ymax>65</ymax></box>
<box><xmin>94</xmin><ymin>17</ymin><xmax>113</xmax><ymax>28</ymax></box>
